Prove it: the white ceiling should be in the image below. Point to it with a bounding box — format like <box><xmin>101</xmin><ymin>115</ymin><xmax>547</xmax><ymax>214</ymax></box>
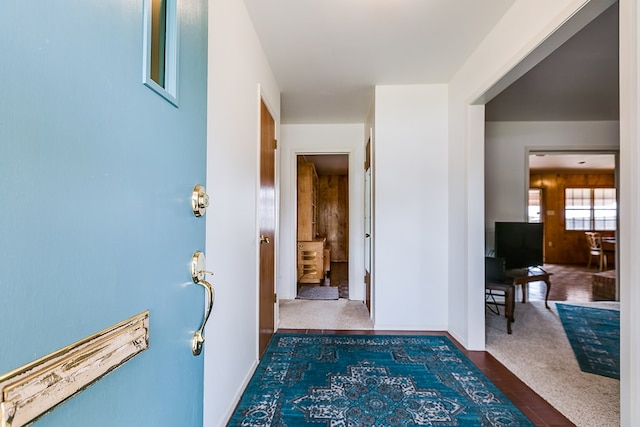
<box><xmin>244</xmin><ymin>1</ymin><xmax>619</xmax><ymax>172</ymax></box>
<box><xmin>529</xmin><ymin>154</ymin><xmax>616</xmax><ymax>171</ymax></box>
<box><xmin>303</xmin><ymin>153</ymin><xmax>617</xmax><ymax>176</ymax></box>
<box><xmin>243</xmin><ymin>1</ymin><xmax>618</xmax><ymax>125</ymax></box>
<box><xmin>244</xmin><ymin>0</ymin><xmax>516</xmax><ymax>124</ymax></box>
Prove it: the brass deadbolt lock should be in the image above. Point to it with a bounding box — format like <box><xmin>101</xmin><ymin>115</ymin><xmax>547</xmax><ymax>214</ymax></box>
<box><xmin>192</xmin><ymin>184</ymin><xmax>209</xmax><ymax>217</ymax></box>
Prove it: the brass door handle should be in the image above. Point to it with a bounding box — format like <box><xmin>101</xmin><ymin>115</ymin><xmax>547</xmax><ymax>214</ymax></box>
<box><xmin>260</xmin><ymin>235</ymin><xmax>270</xmax><ymax>244</ymax></box>
<box><xmin>192</xmin><ymin>280</ymin><xmax>214</xmax><ymax>356</ymax></box>
<box><xmin>191</xmin><ymin>251</ymin><xmax>215</xmax><ymax>356</ymax></box>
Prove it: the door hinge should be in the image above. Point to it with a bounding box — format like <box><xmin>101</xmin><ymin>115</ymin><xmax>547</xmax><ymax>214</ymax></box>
<box><xmin>274</xmin><ymin>139</ymin><xmax>278</xmax><ymax>149</ymax></box>
<box><xmin>274</xmin><ymin>293</ymin><xmax>277</xmax><ymax>303</ymax></box>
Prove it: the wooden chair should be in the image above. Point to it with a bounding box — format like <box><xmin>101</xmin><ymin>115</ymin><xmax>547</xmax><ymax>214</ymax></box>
<box><xmin>585</xmin><ymin>232</ymin><xmax>608</xmax><ymax>271</ymax></box>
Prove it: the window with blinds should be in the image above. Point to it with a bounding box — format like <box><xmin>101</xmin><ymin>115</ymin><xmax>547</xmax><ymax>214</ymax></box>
<box><xmin>565</xmin><ymin>188</ymin><xmax>616</xmax><ymax>231</ymax></box>
<box><xmin>528</xmin><ymin>188</ymin><xmax>542</xmax><ymax>223</ymax></box>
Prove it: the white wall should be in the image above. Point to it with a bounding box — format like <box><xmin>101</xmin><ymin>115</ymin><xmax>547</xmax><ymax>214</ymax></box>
<box><xmin>618</xmin><ymin>0</ymin><xmax>640</xmax><ymax>424</ymax></box>
<box><xmin>373</xmin><ymin>84</ymin><xmax>449</xmax><ymax>330</ymax></box>
<box><xmin>447</xmin><ymin>0</ymin><xmax>608</xmax><ymax>350</ymax></box>
<box><xmin>205</xmin><ymin>0</ymin><xmax>280</xmax><ymax>425</ymax></box>
<box><xmin>485</xmin><ymin>120</ymin><xmax>620</xmax><ymax>249</ymax></box>
<box><xmin>278</xmin><ymin>124</ymin><xmax>366</xmax><ymax>301</ymax></box>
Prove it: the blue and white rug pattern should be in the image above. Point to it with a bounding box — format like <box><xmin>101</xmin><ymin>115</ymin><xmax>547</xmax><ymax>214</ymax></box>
<box><xmin>556</xmin><ymin>303</ymin><xmax>620</xmax><ymax>379</ymax></box>
<box><xmin>228</xmin><ymin>334</ymin><xmax>533</xmax><ymax>426</ymax></box>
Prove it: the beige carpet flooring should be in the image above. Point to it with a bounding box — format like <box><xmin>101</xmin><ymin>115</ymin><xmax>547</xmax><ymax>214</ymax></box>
<box><xmin>278</xmin><ymin>299</ymin><xmax>373</xmax><ymax>330</ymax></box>
<box><xmin>486</xmin><ymin>300</ymin><xmax>620</xmax><ymax>427</ymax></box>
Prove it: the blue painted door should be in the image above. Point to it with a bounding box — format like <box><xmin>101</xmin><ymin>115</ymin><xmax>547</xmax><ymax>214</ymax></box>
<box><xmin>0</xmin><ymin>1</ymin><xmax>207</xmax><ymax>425</ymax></box>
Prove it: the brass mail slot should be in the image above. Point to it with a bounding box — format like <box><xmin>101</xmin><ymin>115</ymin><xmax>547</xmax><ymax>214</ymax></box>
<box><xmin>0</xmin><ymin>311</ymin><xmax>149</xmax><ymax>427</ymax></box>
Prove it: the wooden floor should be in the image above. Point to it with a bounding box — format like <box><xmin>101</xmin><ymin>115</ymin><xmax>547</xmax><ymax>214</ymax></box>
<box><xmin>286</xmin><ymin>262</ymin><xmax>613</xmax><ymax>426</ymax></box>
<box><xmin>526</xmin><ymin>263</ymin><xmax>612</xmax><ymax>303</ymax></box>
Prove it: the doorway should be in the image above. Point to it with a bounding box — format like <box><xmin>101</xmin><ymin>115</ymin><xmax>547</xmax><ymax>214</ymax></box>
<box><xmin>528</xmin><ymin>151</ymin><xmax>619</xmax><ymax>301</ymax></box>
<box><xmin>528</xmin><ymin>152</ymin><xmax>617</xmax><ymax>267</ymax></box>
<box><xmin>295</xmin><ymin>154</ymin><xmax>349</xmax><ymax>299</ymax></box>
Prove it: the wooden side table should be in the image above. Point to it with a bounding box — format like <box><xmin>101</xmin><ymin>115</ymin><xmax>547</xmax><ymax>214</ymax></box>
<box><xmin>506</xmin><ymin>267</ymin><xmax>552</xmax><ymax>309</ymax></box>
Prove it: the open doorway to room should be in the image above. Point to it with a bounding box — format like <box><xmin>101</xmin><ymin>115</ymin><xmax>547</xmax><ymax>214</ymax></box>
<box><xmin>295</xmin><ymin>154</ymin><xmax>350</xmax><ymax>300</ymax></box>
<box><xmin>528</xmin><ymin>152</ymin><xmax>618</xmax><ymax>302</ymax></box>
<box><xmin>484</xmin><ymin>0</ymin><xmax>619</xmax><ymax>307</ymax></box>
<box><xmin>481</xmin><ymin>4</ymin><xmax>620</xmax><ymax>423</ymax></box>
<box><xmin>278</xmin><ymin>147</ymin><xmax>372</xmax><ymax>331</ymax></box>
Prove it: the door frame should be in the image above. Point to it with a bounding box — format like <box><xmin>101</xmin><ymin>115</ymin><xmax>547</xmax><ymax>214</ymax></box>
<box><xmin>364</xmin><ymin>137</ymin><xmax>373</xmax><ymax>314</ymax></box>
<box><xmin>294</xmin><ymin>153</ymin><xmax>350</xmax><ymax>292</ymax></box>
<box><xmin>288</xmin><ymin>148</ymin><xmax>362</xmax><ymax>301</ymax></box>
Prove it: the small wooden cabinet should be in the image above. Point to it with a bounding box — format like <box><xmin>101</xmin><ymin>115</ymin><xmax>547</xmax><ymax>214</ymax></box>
<box><xmin>297</xmin><ymin>240</ymin><xmax>325</xmax><ymax>283</ymax></box>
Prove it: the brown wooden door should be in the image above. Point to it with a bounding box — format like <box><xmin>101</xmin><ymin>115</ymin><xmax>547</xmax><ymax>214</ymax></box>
<box><xmin>258</xmin><ymin>99</ymin><xmax>276</xmax><ymax>358</ymax></box>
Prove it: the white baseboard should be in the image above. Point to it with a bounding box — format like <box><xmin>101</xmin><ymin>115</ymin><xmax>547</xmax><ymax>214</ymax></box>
<box><xmin>220</xmin><ymin>359</ymin><xmax>259</xmax><ymax>425</ymax></box>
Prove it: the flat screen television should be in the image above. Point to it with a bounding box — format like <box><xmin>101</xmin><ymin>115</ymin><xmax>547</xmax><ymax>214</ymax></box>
<box><xmin>495</xmin><ymin>222</ymin><xmax>543</xmax><ymax>270</ymax></box>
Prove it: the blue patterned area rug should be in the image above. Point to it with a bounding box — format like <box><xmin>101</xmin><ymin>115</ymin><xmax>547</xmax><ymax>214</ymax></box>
<box><xmin>228</xmin><ymin>334</ymin><xmax>533</xmax><ymax>426</ymax></box>
<box><xmin>556</xmin><ymin>303</ymin><xmax>620</xmax><ymax>379</ymax></box>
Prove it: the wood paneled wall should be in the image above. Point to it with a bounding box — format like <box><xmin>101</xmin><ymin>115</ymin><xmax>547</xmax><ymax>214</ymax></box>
<box><xmin>317</xmin><ymin>175</ymin><xmax>349</xmax><ymax>261</ymax></box>
<box><xmin>530</xmin><ymin>170</ymin><xmax>615</xmax><ymax>265</ymax></box>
